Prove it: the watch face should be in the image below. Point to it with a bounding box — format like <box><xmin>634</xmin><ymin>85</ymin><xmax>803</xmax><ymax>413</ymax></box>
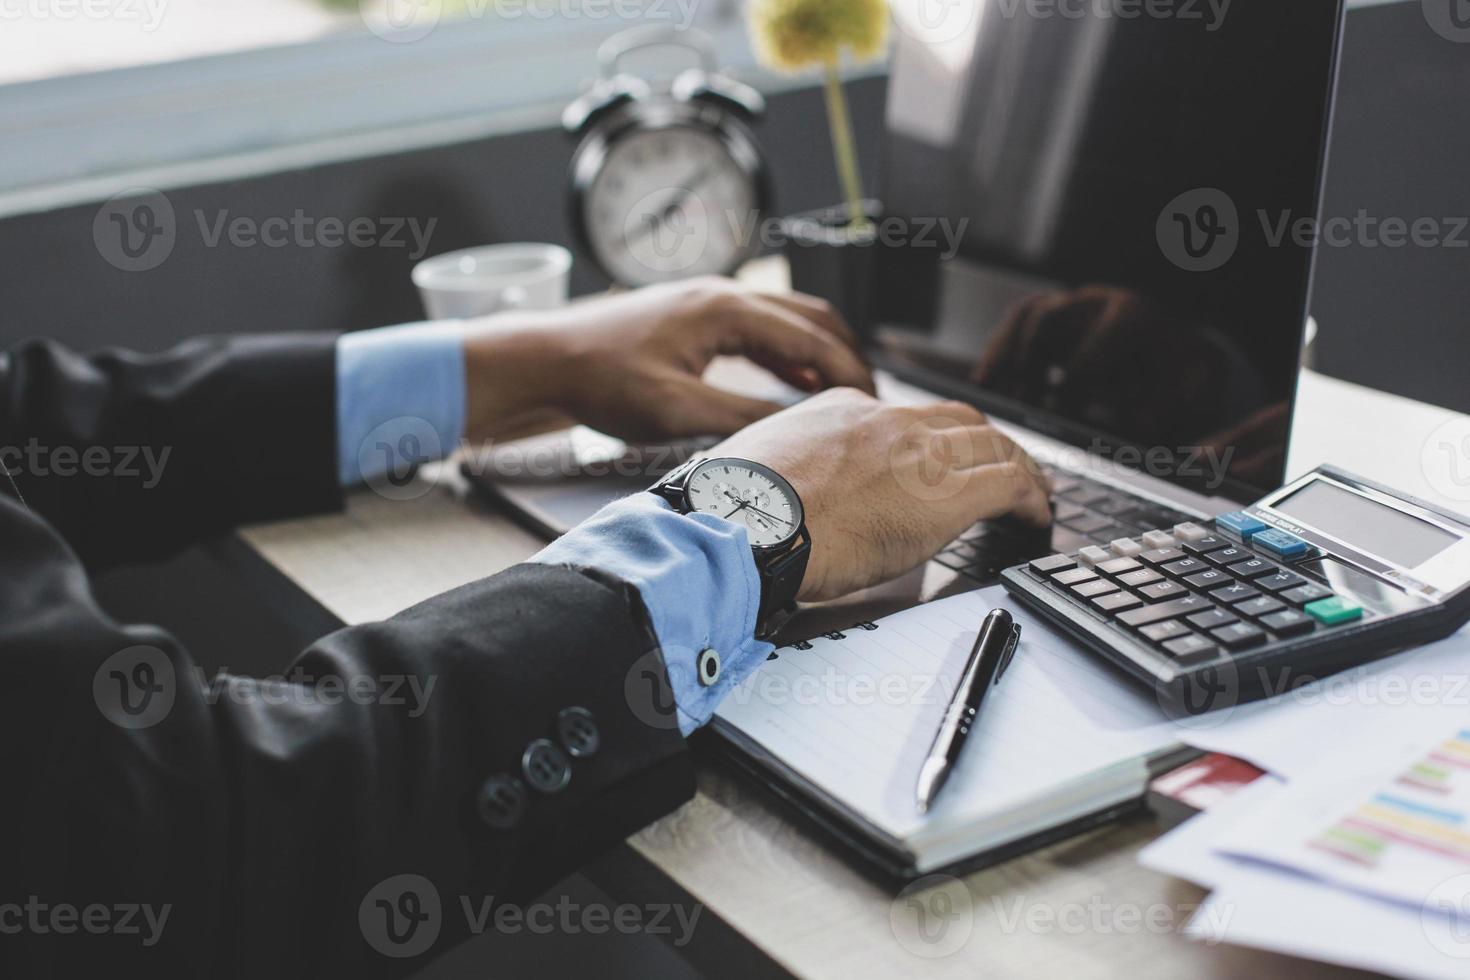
<box><xmin>581</xmin><ymin>122</ymin><xmax>760</xmax><ymax>287</ymax></box>
<box><xmin>685</xmin><ymin>458</ymin><xmax>802</xmax><ymax>549</ymax></box>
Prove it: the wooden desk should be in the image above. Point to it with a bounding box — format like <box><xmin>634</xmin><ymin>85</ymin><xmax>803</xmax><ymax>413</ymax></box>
<box><xmin>238</xmin><ymin>279</ymin><xmax>1466</xmax><ymax>977</ymax></box>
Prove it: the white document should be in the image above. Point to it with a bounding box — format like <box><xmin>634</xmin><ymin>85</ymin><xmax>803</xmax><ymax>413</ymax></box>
<box><xmin>714</xmin><ymin>585</ymin><xmax>1182</xmax><ymax>869</ymax></box>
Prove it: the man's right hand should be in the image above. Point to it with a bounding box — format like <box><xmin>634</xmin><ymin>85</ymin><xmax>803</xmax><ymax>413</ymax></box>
<box><xmin>708</xmin><ymin>389</ymin><xmax>1053</xmax><ymax>602</ymax></box>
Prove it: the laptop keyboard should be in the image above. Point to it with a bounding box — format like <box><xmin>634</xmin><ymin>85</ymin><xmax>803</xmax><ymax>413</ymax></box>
<box><xmin>933</xmin><ymin>470</ymin><xmax>1196</xmax><ymax>583</ymax></box>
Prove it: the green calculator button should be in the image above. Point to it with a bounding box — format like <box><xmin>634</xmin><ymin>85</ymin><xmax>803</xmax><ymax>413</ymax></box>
<box><xmin>1304</xmin><ymin>596</ymin><xmax>1363</xmax><ymax>626</ymax></box>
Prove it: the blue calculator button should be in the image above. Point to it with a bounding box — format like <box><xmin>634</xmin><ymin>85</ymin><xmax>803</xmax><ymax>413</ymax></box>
<box><xmin>1253</xmin><ymin>528</ymin><xmax>1310</xmax><ymax>558</ymax></box>
<box><xmin>1215</xmin><ymin>511</ymin><xmax>1269</xmax><ymax>540</ymax></box>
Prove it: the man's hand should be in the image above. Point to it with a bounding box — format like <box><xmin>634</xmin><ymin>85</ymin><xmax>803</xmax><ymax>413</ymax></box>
<box><xmin>460</xmin><ymin>277</ymin><xmax>873</xmax><ymax>444</ymax></box>
<box><xmin>710</xmin><ymin>389</ymin><xmax>1052</xmax><ymax>601</ymax></box>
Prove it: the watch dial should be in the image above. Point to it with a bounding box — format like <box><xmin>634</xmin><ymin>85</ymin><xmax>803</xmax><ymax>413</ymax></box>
<box><xmin>584</xmin><ymin>125</ymin><xmax>758</xmax><ymax>287</ymax></box>
<box><xmin>685</xmin><ymin>459</ymin><xmax>800</xmax><ymax>548</ymax></box>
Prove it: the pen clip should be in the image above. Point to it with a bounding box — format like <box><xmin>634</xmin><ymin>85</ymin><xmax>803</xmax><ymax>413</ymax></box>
<box><xmin>994</xmin><ymin>624</ymin><xmax>1021</xmax><ymax>683</ymax></box>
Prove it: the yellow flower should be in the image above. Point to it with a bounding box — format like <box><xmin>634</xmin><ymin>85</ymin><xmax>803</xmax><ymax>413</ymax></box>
<box><xmin>748</xmin><ymin>0</ymin><xmax>890</xmax><ymax>72</ymax></box>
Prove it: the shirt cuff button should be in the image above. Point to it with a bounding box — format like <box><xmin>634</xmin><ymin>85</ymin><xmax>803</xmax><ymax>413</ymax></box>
<box><xmin>696</xmin><ymin>647</ymin><xmax>722</xmax><ymax>687</ymax></box>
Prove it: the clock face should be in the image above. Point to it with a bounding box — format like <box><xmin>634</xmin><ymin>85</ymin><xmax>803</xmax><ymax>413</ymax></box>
<box><xmin>684</xmin><ymin>458</ymin><xmax>802</xmax><ymax>549</ymax></box>
<box><xmin>583</xmin><ymin>124</ymin><xmax>759</xmax><ymax>287</ymax></box>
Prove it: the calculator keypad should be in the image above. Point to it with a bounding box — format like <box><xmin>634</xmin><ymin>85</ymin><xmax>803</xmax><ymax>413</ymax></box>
<box><xmin>1027</xmin><ymin>515</ymin><xmax>1371</xmax><ymax>668</ymax></box>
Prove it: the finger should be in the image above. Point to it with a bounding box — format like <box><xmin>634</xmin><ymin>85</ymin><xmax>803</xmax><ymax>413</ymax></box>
<box><xmin>720</xmin><ymin>295</ymin><xmax>876</xmax><ymax>395</ymax></box>
<box><xmin>967</xmin><ymin>459</ymin><xmax>1054</xmax><ymax>528</ymax></box>
<box><xmin>757</xmin><ymin>291</ymin><xmax>862</xmax><ymax>351</ymax></box>
<box><xmin>664</xmin><ymin>378</ymin><xmax>785</xmax><ymax>437</ymax></box>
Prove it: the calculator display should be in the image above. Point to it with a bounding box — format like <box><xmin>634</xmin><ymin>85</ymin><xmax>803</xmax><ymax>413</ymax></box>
<box><xmin>1273</xmin><ymin>479</ymin><xmax>1458</xmax><ymax>569</ymax></box>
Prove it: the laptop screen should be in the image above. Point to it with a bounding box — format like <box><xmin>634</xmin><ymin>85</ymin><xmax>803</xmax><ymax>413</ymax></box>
<box><xmin>873</xmin><ymin>0</ymin><xmax>1345</xmax><ymax>502</ymax></box>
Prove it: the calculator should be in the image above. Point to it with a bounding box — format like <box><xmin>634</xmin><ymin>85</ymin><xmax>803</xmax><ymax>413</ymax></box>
<box><xmin>1000</xmin><ymin>466</ymin><xmax>1470</xmax><ymax>711</ymax></box>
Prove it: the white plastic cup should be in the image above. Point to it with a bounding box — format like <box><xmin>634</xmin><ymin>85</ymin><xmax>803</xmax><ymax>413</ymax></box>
<box><xmin>412</xmin><ymin>243</ymin><xmax>573</xmax><ymax>320</ymax></box>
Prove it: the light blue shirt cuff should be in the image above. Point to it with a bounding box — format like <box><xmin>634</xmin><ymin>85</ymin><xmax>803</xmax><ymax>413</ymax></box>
<box><xmin>335</xmin><ymin>321</ymin><xmax>466</xmax><ymax>487</ymax></box>
<box><xmin>529</xmin><ymin>493</ymin><xmax>773</xmax><ymax>736</ymax></box>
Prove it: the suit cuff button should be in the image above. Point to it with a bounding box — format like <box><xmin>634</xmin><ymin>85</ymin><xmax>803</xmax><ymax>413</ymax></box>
<box><xmin>475</xmin><ymin>774</ymin><xmax>527</xmax><ymax>830</ymax></box>
<box><xmin>696</xmin><ymin>648</ymin><xmax>722</xmax><ymax>687</ymax></box>
<box><xmin>556</xmin><ymin>706</ymin><xmax>600</xmax><ymax>758</ymax></box>
<box><xmin>522</xmin><ymin>738</ymin><xmax>572</xmax><ymax>794</ymax></box>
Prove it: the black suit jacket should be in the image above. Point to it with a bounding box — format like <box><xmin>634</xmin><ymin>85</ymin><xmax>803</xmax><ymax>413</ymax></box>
<box><xmin>0</xmin><ymin>336</ymin><xmax>694</xmax><ymax>977</ymax></box>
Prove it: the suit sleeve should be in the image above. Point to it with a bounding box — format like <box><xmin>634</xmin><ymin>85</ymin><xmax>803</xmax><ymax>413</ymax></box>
<box><xmin>0</xmin><ymin>494</ymin><xmax>694</xmax><ymax>979</ymax></box>
<box><xmin>0</xmin><ymin>334</ymin><xmax>343</xmax><ymax>568</ymax></box>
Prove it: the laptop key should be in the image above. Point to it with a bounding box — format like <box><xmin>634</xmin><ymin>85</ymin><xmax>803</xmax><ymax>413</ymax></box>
<box><xmin>1117</xmin><ymin>594</ymin><xmax>1211</xmax><ymax>627</ymax></box>
<box><xmin>1061</xmin><ymin>513</ymin><xmax>1110</xmax><ymax>534</ymax></box>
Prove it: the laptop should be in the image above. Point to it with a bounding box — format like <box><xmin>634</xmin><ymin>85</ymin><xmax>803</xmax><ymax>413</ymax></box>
<box><xmin>467</xmin><ymin>0</ymin><xmax>1346</xmax><ymax>633</ymax></box>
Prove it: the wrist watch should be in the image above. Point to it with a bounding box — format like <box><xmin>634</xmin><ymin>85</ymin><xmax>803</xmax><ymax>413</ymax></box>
<box><xmin>650</xmin><ymin>456</ymin><xmax>810</xmax><ymax>641</ymax></box>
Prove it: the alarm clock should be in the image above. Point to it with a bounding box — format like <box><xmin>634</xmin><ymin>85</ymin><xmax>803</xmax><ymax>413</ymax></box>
<box><xmin>563</xmin><ymin>27</ymin><xmax>773</xmax><ymax>288</ymax></box>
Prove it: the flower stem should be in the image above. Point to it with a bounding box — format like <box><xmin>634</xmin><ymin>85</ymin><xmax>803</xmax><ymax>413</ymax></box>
<box><xmin>822</xmin><ymin>60</ymin><xmax>870</xmax><ymax>236</ymax></box>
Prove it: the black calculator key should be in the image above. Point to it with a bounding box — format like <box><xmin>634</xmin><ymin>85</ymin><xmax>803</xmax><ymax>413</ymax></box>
<box><xmin>1257</xmin><ymin>568</ymin><xmax>1307</xmax><ymax>593</ymax></box>
<box><xmin>1139</xmin><ymin>547</ymin><xmax>1186</xmax><ymax>566</ymax></box>
<box><xmin>1182</xmin><ymin>535</ymin><xmax>1230</xmax><ymax>556</ymax></box>
<box><xmin>1164</xmin><ymin>634</ymin><xmax>1218</xmax><ymax>663</ymax></box>
<box><xmin>1282</xmin><ymin>582</ymin><xmax>1335</xmax><ymax>606</ymax></box>
<box><xmin>1030</xmin><ymin>553</ymin><xmax>1077</xmax><ymax>575</ymax></box>
<box><xmin>1072</xmin><ymin>579</ymin><xmax>1119</xmax><ymax>599</ymax></box>
<box><xmin>1161</xmin><ymin>557</ymin><xmax>1208</xmax><ymax>577</ymax></box>
<box><xmin>1212</xmin><ymin>622</ymin><xmax>1267</xmax><ymax>650</ymax></box>
<box><xmin>1097</xmin><ymin>557</ymin><xmax>1142</xmax><ymax>576</ymax></box>
<box><xmin>1261</xmin><ymin>608</ymin><xmax>1315</xmax><ymax>636</ymax></box>
<box><xmin>1140</xmin><ymin>620</ymin><xmax>1192</xmax><ymax>643</ymax></box>
<box><xmin>1118</xmin><ymin>594</ymin><xmax>1211</xmax><ymax>627</ymax></box>
<box><xmin>1226</xmin><ymin>558</ymin><xmax>1276</xmax><ymax>579</ymax></box>
<box><xmin>1236</xmin><ymin>596</ymin><xmax>1285</xmax><ymax>618</ymax></box>
<box><xmin>1093</xmin><ymin>591</ymin><xmax>1143</xmax><ymax>613</ymax></box>
<box><xmin>1203</xmin><ymin>546</ymin><xmax>1249</xmax><ymax>566</ymax></box>
<box><xmin>1187</xmin><ymin>608</ymin><xmax>1237</xmax><ymax>631</ymax></box>
<box><xmin>1209</xmin><ymin>582</ymin><xmax>1261</xmax><ymax>605</ymax></box>
<box><xmin>1118</xmin><ymin>568</ymin><xmax>1164</xmax><ymax>588</ymax></box>
<box><xmin>1184</xmin><ymin>569</ymin><xmax>1231</xmax><ymax>590</ymax></box>
<box><xmin>1139</xmin><ymin>580</ymin><xmax>1189</xmax><ymax>602</ymax></box>
<box><xmin>1053</xmin><ymin>567</ymin><xmax>1098</xmax><ymax>586</ymax></box>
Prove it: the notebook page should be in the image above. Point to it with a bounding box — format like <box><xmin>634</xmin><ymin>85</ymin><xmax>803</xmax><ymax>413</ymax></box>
<box><xmin>715</xmin><ymin>585</ymin><xmax>1181</xmax><ymax>844</ymax></box>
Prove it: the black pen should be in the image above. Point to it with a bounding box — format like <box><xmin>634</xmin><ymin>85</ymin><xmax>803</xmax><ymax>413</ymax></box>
<box><xmin>915</xmin><ymin>607</ymin><xmax>1023</xmax><ymax>814</ymax></box>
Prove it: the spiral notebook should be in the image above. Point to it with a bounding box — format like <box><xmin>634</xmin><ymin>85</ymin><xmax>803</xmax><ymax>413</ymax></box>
<box><xmin>712</xmin><ymin>585</ymin><xmax>1194</xmax><ymax>878</ymax></box>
